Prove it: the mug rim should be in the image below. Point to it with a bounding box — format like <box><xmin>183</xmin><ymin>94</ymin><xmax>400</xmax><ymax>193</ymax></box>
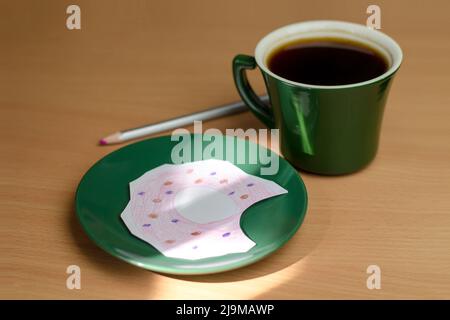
<box><xmin>255</xmin><ymin>20</ymin><xmax>403</xmax><ymax>89</ymax></box>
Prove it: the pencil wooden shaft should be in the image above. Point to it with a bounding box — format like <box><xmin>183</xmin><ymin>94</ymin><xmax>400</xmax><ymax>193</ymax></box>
<box><xmin>120</xmin><ymin>95</ymin><xmax>269</xmax><ymax>141</ymax></box>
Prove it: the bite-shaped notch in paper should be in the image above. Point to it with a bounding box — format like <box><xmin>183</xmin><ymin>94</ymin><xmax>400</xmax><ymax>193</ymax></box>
<box><xmin>120</xmin><ymin>159</ymin><xmax>287</xmax><ymax>260</ymax></box>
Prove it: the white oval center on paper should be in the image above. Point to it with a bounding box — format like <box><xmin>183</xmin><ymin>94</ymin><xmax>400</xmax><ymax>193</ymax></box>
<box><xmin>174</xmin><ymin>186</ymin><xmax>237</xmax><ymax>224</ymax></box>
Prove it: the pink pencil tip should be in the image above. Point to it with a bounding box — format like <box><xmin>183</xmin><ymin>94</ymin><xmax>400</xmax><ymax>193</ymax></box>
<box><xmin>99</xmin><ymin>139</ymin><xmax>108</xmax><ymax>146</ymax></box>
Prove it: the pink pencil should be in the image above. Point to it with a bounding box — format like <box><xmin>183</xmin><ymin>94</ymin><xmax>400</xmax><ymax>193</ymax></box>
<box><xmin>99</xmin><ymin>96</ymin><xmax>268</xmax><ymax>145</ymax></box>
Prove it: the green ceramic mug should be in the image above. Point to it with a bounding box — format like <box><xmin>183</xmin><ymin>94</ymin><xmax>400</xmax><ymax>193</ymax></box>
<box><xmin>233</xmin><ymin>21</ymin><xmax>403</xmax><ymax>175</ymax></box>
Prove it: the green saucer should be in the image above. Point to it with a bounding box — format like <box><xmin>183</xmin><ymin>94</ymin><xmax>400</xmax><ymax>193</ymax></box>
<box><xmin>75</xmin><ymin>135</ymin><xmax>307</xmax><ymax>275</ymax></box>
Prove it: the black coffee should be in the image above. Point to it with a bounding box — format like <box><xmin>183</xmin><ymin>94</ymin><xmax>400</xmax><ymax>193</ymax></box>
<box><xmin>267</xmin><ymin>38</ymin><xmax>388</xmax><ymax>86</ymax></box>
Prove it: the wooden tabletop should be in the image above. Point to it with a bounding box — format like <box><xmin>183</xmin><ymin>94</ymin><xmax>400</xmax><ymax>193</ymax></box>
<box><xmin>1</xmin><ymin>0</ymin><xmax>450</xmax><ymax>299</ymax></box>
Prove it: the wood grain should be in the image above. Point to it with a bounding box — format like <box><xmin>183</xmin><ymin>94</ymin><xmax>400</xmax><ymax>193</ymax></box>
<box><xmin>1</xmin><ymin>0</ymin><xmax>450</xmax><ymax>299</ymax></box>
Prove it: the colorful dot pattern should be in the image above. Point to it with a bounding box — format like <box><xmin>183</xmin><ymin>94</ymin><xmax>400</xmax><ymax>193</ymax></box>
<box><xmin>120</xmin><ymin>159</ymin><xmax>287</xmax><ymax>260</ymax></box>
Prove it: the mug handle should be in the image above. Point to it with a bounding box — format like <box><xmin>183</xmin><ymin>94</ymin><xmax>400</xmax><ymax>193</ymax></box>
<box><xmin>233</xmin><ymin>54</ymin><xmax>275</xmax><ymax>128</ymax></box>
